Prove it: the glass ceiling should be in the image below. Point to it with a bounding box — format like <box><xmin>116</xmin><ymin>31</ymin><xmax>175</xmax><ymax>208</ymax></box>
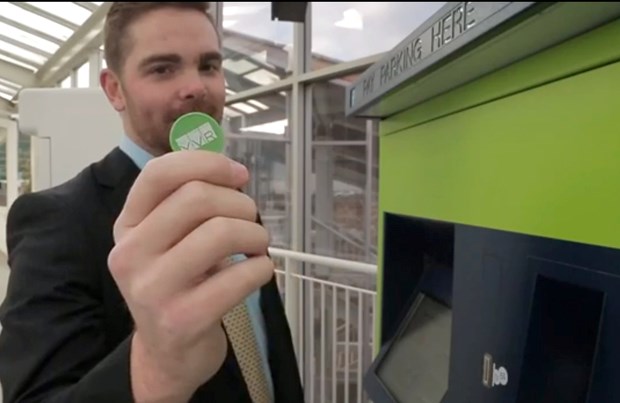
<box><xmin>0</xmin><ymin>2</ymin><xmax>102</xmax><ymax>103</ymax></box>
<box><xmin>0</xmin><ymin>1</ymin><xmax>368</xmax><ymax>111</ymax></box>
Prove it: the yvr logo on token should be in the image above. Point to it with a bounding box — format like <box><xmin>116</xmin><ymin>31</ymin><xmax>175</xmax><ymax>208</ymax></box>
<box><xmin>170</xmin><ymin>111</ymin><xmax>224</xmax><ymax>153</ymax></box>
<box><xmin>174</xmin><ymin>122</ymin><xmax>217</xmax><ymax>150</ymax></box>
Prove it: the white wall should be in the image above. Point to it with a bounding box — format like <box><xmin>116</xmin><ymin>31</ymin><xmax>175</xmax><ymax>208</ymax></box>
<box><xmin>19</xmin><ymin>88</ymin><xmax>123</xmax><ymax>192</ymax></box>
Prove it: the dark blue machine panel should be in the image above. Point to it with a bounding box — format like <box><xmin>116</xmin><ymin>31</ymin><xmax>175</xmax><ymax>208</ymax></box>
<box><xmin>365</xmin><ymin>213</ymin><xmax>620</xmax><ymax>403</ymax></box>
<box><xmin>446</xmin><ymin>224</ymin><xmax>620</xmax><ymax>403</ymax></box>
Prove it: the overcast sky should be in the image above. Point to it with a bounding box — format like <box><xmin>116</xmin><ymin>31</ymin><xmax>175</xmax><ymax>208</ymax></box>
<box><xmin>223</xmin><ymin>2</ymin><xmax>447</xmax><ymax>62</ymax></box>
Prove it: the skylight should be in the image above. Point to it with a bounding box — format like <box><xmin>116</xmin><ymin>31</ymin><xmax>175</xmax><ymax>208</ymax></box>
<box><xmin>0</xmin><ymin>3</ymin><xmax>75</xmax><ymax>42</ymax></box>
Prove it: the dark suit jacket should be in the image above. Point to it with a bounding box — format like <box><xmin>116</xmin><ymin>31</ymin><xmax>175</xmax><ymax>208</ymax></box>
<box><xmin>0</xmin><ymin>147</ymin><xmax>304</xmax><ymax>403</ymax></box>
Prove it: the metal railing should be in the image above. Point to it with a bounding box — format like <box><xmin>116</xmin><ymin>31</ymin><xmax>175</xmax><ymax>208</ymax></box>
<box><xmin>268</xmin><ymin>247</ymin><xmax>378</xmax><ymax>403</ymax></box>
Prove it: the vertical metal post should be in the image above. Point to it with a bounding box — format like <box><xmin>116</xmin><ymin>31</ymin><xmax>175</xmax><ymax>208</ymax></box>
<box><xmin>88</xmin><ymin>52</ymin><xmax>102</xmax><ymax>88</ymax></box>
<box><xmin>362</xmin><ymin>114</ymin><xmax>376</xmax><ymax>403</ymax></box>
<box><xmin>286</xmin><ymin>3</ymin><xmax>309</xmax><ymax>365</ymax></box>
<box><xmin>212</xmin><ymin>2</ymin><xmax>223</xmax><ymax>39</ymax></box>
<box><xmin>365</xmin><ymin>120</ymin><xmax>374</xmax><ymax>263</ymax></box>
<box><xmin>70</xmin><ymin>69</ymin><xmax>78</xmax><ymax>88</ymax></box>
<box><xmin>300</xmin><ymin>7</ymin><xmax>315</xmax><ymax>399</ymax></box>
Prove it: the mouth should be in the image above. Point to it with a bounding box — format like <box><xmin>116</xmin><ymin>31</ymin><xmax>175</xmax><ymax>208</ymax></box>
<box><xmin>170</xmin><ymin>108</ymin><xmax>216</xmax><ymax>124</ymax></box>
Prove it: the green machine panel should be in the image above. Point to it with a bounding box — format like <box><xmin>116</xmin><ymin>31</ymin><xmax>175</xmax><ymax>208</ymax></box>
<box><xmin>346</xmin><ymin>2</ymin><xmax>620</xmax><ymax>402</ymax></box>
<box><xmin>381</xmin><ymin>58</ymin><xmax>620</xmax><ymax>250</ymax></box>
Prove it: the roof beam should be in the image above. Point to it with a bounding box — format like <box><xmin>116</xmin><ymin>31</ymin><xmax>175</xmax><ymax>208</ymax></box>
<box><xmin>0</xmin><ymin>34</ymin><xmax>52</xmax><ymax>58</ymax></box>
<box><xmin>75</xmin><ymin>2</ymin><xmax>100</xmax><ymax>13</ymax></box>
<box><xmin>0</xmin><ymin>15</ymin><xmax>63</xmax><ymax>46</ymax></box>
<box><xmin>10</xmin><ymin>2</ymin><xmax>79</xmax><ymax>31</ymax></box>
<box><xmin>35</xmin><ymin>2</ymin><xmax>111</xmax><ymax>87</ymax></box>
<box><xmin>0</xmin><ymin>59</ymin><xmax>34</xmax><ymax>87</ymax></box>
<box><xmin>0</xmin><ymin>99</ymin><xmax>16</xmax><ymax>115</ymax></box>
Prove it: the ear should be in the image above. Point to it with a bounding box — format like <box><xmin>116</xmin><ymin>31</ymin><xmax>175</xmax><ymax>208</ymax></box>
<box><xmin>100</xmin><ymin>68</ymin><xmax>126</xmax><ymax>112</ymax></box>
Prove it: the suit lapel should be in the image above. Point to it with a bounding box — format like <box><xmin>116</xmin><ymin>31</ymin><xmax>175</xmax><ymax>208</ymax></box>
<box><xmin>91</xmin><ymin>147</ymin><xmax>141</xmax><ymax>220</ymax></box>
<box><xmin>88</xmin><ymin>148</ymin><xmax>141</xmax><ymax>347</ymax></box>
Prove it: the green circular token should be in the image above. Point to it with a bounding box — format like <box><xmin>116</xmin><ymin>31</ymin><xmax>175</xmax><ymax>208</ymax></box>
<box><xmin>169</xmin><ymin>112</ymin><xmax>224</xmax><ymax>153</ymax></box>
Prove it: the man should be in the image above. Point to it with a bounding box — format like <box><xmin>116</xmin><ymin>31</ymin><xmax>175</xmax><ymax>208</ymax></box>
<box><xmin>0</xmin><ymin>2</ymin><xmax>304</xmax><ymax>402</ymax></box>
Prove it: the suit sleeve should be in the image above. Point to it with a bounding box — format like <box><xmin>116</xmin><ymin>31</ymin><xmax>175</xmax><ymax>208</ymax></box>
<box><xmin>0</xmin><ymin>192</ymin><xmax>135</xmax><ymax>403</ymax></box>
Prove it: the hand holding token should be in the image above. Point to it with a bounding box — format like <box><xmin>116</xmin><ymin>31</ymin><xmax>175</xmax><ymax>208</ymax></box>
<box><xmin>107</xmin><ymin>113</ymin><xmax>273</xmax><ymax>401</ymax></box>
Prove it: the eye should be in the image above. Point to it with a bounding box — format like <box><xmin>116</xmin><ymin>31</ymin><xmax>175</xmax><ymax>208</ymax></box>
<box><xmin>200</xmin><ymin>60</ymin><xmax>221</xmax><ymax>73</ymax></box>
<box><xmin>151</xmin><ymin>64</ymin><xmax>174</xmax><ymax>75</ymax></box>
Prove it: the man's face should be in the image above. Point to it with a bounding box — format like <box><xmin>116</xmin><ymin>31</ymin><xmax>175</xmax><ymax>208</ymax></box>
<box><xmin>101</xmin><ymin>8</ymin><xmax>225</xmax><ymax>156</ymax></box>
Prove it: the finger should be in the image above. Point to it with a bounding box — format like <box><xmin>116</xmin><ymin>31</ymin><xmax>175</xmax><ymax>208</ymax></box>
<box><xmin>174</xmin><ymin>255</ymin><xmax>275</xmax><ymax>325</ymax></box>
<box><xmin>189</xmin><ymin>258</ymin><xmax>231</xmax><ymax>286</ymax></box>
<box><xmin>131</xmin><ymin>181</ymin><xmax>257</xmax><ymax>255</ymax></box>
<box><xmin>114</xmin><ymin>151</ymin><xmax>248</xmax><ymax>241</ymax></box>
<box><xmin>153</xmin><ymin>218</ymin><xmax>270</xmax><ymax>294</ymax></box>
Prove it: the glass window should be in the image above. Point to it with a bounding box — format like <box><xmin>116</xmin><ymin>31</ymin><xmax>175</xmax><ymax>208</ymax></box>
<box><xmin>305</xmin><ymin>79</ymin><xmax>378</xmax><ymax>403</ymax></box>
<box><xmin>0</xmin><ymin>22</ymin><xmax>59</xmax><ymax>54</ymax></box>
<box><xmin>0</xmin><ymin>77</ymin><xmax>17</xmax><ymax>100</ymax></box>
<box><xmin>223</xmin><ymin>90</ymin><xmax>292</xmax><ymax>248</ymax></box>
<box><xmin>18</xmin><ymin>133</ymin><xmax>31</xmax><ymax>195</ymax></box>
<box><xmin>26</xmin><ymin>2</ymin><xmax>93</xmax><ymax>26</ymax></box>
<box><xmin>222</xmin><ymin>2</ymin><xmax>294</xmax><ymax>93</ymax></box>
<box><xmin>0</xmin><ymin>38</ymin><xmax>47</xmax><ymax>67</ymax></box>
<box><xmin>0</xmin><ymin>128</ymin><xmax>6</xmax><ymax>206</ymax></box>
<box><xmin>77</xmin><ymin>62</ymin><xmax>90</xmax><ymax>88</ymax></box>
<box><xmin>0</xmin><ymin>53</ymin><xmax>37</xmax><ymax>72</ymax></box>
<box><xmin>311</xmin><ymin>2</ymin><xmax>446</xmax><ymax>70</ymax></box>
<box><xmin>60</xmin><ymin>76</ymin><xmax>71</xmax><ymax>88</ymax></box>
<box><xmin>310</xmin><ymin>76</ymin><xmax>378</xmax><ymax>264</ymax></box>
<box><xmin>0</xmin><ymin>78</ymin><xmax>19</xmax><ymax>93</ymax></box>
<box><xmin>0</xmin><ymin>3</ymin><xmax>75</xmax><ymax>41</ymax></box>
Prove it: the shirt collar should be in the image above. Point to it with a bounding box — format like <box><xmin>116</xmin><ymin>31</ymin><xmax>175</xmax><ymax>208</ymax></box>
<box><xmin>119</xmin><ymin>134</ymin><xmax>154</xmax><ymax>170</ymax></box>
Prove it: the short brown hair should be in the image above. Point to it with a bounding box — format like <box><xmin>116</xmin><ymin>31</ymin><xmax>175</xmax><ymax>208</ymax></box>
<box><xmin>103</xmin><ymin>2</ymin><xmax>216</xmax><ymax>74</ymax></box>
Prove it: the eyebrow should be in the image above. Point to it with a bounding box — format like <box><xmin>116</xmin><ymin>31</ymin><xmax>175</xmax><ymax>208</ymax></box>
<box><xmin>138</xmin><ymin>51</ymin><xmax>222</xmax><ymax>70</ymax></box>
<box><xmin>138</xmin><ymin>53</ymin><xmax>181</xmax><ymax>70</ymax></box>
<box><xmin>199</xmin><ymin>51</ymin><xmax>223</xmax><ymax>64</ymax></box>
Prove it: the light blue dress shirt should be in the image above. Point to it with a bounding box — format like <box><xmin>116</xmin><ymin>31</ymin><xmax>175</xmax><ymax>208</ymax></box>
<box><xmin>119</xmin><ymin>135</ymin><xmax>274</xmax><ymax>399</ymax></box>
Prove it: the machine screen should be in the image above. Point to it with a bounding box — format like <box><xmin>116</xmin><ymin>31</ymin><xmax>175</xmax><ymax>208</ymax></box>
<box><xmin>376</xmin><ymin>293</ymin><xmax>452</xmax><ymax>402</ymax></box>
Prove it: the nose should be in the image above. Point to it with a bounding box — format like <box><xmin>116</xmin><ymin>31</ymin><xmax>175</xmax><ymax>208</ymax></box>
<box><xmin>179</xmin><ymin>71</ymin><xmax>206</xmax><ymax>100</ymax></box>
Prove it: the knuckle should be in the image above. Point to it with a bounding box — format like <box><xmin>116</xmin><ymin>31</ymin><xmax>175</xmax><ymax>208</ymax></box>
<box><xmin>242</xmin><ymin>194</ymin><xmax>258</xmax><ymax>221</ymax></box>
<box><xmin>107</xmin><ymin>231</ymin><xmax>142</xmax><ymax>278</ymax></box>
<box><xmin>180</xmin><ymin>180</ymin><xmax>206</xmax><ymax>197</ymax></box>
<box><xmin>180</xmin><ymin>180</ymin><xmax>215</xmax><ymax>215</ymax></box>
<box><xmin>107</xmin><ymin>245</ymin><xmax>125</xmax><ymax>277</ymax></box>
<box><xmin>108</xmin><ymin>241</ymin><xmax>132</xmax><ymax>277</ymax></box>
<box><xmin>255</xmin><ymin>256</ymin><xmax>275</xmax><ymax>283</ymax></box>
<box><xmin>257</xmin><ymin>225</ymin><xmax>271</xmax><ymax>248</ymax></box>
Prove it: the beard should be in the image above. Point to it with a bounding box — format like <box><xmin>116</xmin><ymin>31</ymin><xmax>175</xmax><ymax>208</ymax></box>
<box><xmin>125</xmin><ymin>103</ymin><xmax>172</xmax><ymax>156</ymax></box>
<box><xmin>124</xmin><ymin>95</ymin><xmax>222</xmax><ymax>157</ymax></box>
